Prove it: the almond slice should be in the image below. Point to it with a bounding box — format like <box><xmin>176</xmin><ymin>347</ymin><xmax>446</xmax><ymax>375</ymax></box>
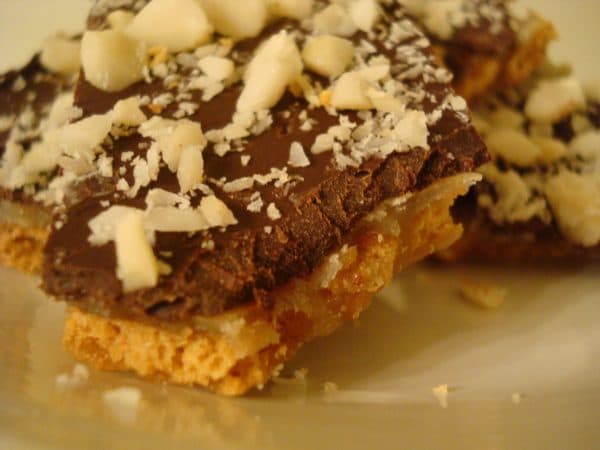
<box><xmin>302</xmin><ymin>35</ymin><xmax>354</xmax><ymax>78</ymax></box>
<box><xmin>485</xmin><ymin>128</ymin><xmax>542</xmax><ymax>167</ymax></box>
<box><xmin>198</xmin><ymin>56</ymin><xmax>235</xmax><ymax>81</ymax></box>
<box><xmin>348</xmin><ymin>0</ymin><xmax>380</xmax><ymax>32</ymax></box>
<box><xmin>177</xmin><ymin>144</ymin><xmax>205</xmax><ymax>193</ymax></box>
<box><xmin>288</xmin><ymin>141</ymin><xmax>310</xmax><ymax>167</ymax></box>
<box><xmin>200</xmin><ymin>195</ymin><xmax>238</xmax><ymax>227</ymax></box>
<box><xmin>525</xmin><ymin>76</ymin><xmax>586</xmax><ymax>124</ymax></box>
<box><xmin>200</xmin><ymin>0</ymin><xmax>268</xmax><ymax>39</ymax></box>
<box><xmin>81</xmin><ymin>30</ymin><xmax>146</xmax><ymax>92</ymax></box>
<box><xmin>330</xmin><ymin>72</ymin><xmax>372</xmax><ymax>110</ymax></box>
<box><xmin>545</xmin><ymin>171</ymin><xmax>600</xmax><ymax>247</ymax></box>
<box><xmin>568</xmin><ymin>130</ymin><xmax>600</xmax><ymax>160</ymax></box>
<box><xmin>112</xmin><ymin>97</ymin><xmax>147</xmax><ymax>127</ymax></box>
<box><xmin>237</xmin><ymin>32</ymin><xmax>302</xmax><ymax>112</ymax></box>
<box><xmin>107</xmin><ymin>10</ymin><xmax>135</xmax><ymax>29</ymax></box>
<box><xmin>40</xmin><ymin>34</ymin><xmax>81</xmax><ymax>77</ymax></box>
<box><xmin>126</xmin><ymin>0</ymin><xmax>213</xmax><ymax>52</ymax></box>
<box><xmin>53</xmin><ymin>113</ymin><xmax>113</xmax><ymax>158</ymax></box>
<box><xmin>165</xmin><ymin>120</ymin><xmax>207</xmax><ymax>172</ymax></box>
<box><xmin>268</xmin><ymin>0</ymin><xmax>313</xmax><ymax>19</ymax></box>
<box><xmin>530</xmin><ymin>136</ymin><xmax>567</xmax><ymax>163</ymax></box>
<box><xmin>313</xmin><ymin>4</ymin><xmax>357</xmax><ymax>37</ymax></box>
<box><xmin>115</xmin><ymin>212</ymin><xmax>159</xmax><ymax>292</ymax></box>
<box><xmin>145</xmin><ymin>206</ymin><xmax>210</xmax><ymax>232</ymax></box>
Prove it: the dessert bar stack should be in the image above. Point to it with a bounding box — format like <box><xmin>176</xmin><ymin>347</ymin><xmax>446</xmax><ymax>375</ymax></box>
<box><xmin>2</xmin><ymin>0</ymin><xmax>585</xmax><ymax>395</ymax></box>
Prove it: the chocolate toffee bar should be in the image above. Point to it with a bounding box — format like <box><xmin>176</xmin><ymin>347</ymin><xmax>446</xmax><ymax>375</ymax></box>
<box><xmin>38</xmin><ymin>0</ymin><xmax>487</xmax><ymax>395</ymax></box>
<box><xmin>440</xmin><ymin>64</ymin><xmax>600</xmax><ymax>262</ymax></box>
<box><xmin>398</xmin><ymin>0</ymin><xmax>556</xmax><ymax>103</ymax></box>
<box><xmin>0</xmin><ymin>35</ymin><xmax>80</xmax><ymax>272</ymax></box>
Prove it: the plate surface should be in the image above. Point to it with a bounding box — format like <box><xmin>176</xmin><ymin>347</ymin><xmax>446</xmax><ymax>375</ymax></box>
<box><xmin>1</xmin><ymin>2</ymin><xmax>599</xmax><ymax>449</ymax></box>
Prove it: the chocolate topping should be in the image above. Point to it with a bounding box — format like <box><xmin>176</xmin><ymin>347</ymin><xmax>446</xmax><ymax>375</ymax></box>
<box><xmin>42</xmin><ymin>0</ymin><xmax>488</xmax><ymax>321</ymax></box>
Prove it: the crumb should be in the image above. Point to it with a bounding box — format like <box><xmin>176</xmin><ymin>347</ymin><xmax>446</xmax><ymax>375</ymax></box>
<box><xmin>511</xmin><ymin>392</ymin><xmax>522</xmax><ymax>405</ymax></box>
<box><xmin>323</xmin><ymin>381</ymin><xmax>339</xmax><ymax>395</ymax></box>
<box><xmin>458</xmin><ymin>278</ymin><xmax>507</xmax><ymax>309</ymax></box>
<box><xmin>294</xmin><ymin>368</ymin><xmax>308</xmax><ymax>381</ymax></box>
<box><xmin>55</xmin><ymin>363</ymin><xmax>90</xmax><ymax>390</ymax></box>
<box><xmin>102</xmin><ymin>387</ymin><xmax>142</xmax><ymax>423</ymax></box>
<box><xmin>432</xmin><ymin>384</ymin><xmax>449</xmax><ymax>408</ymax></box>
<box><xmin>273</xmin><ymin>368</ymin><xmax>309</xmax><ymax>386</ymax></box>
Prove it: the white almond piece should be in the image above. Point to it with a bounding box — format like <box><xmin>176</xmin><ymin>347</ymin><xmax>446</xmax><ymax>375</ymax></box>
<box><xmin>177</xmin><ymin>144</ymin><xmax>204</xmax><ymax>192</ymax></box>
<box><xmin>139</xmin><ymin>116</ymin><xmax>177</xmax><ymax>142</ymax></box>
<box><xmin>107</xmin><ymin>10</ymin><xmax>135</xmax><ymax>29</ymax></box>
<box><xmin>165</xmin><ymin>120</ymin><xmax>206</xmax><ymax>172</ymax></box>
<box><xmin>367</xmin><ymin>88</ymin><xmax>405</xmax><ymax>115</ymax></box>
<box><xmin>422</xmin><ymin>0</ymin><xmax>463</xmax><ymax>40</ymax></box>
<box><xmin>126</xmin><ymin>0</ymin><xmax>213</xmax><ymax>52</ymax></box>
<box><xmin>198</xmin><ymin>56</ymin><xmax>234</xmax><ymax>81</ymax></box>
<box><xmin>200</xmin><ymin>0</ymin><xmax>268</xmax><ymax>39</ymax></box>
<box><xmin>112</xmin><ymin>97</ymin><xmax>147</xmax><ymax>127</ymax></box>
<box><xmin>479</xmin><ymin>165</ymin><xmax>548</xmax><ymax>224</ymax></box>
<box><xmin>393</xmin><ymin>110</ymin><xmax>429</xmax><ymax>149</ymax></box>
<box><xmin>40</xmin><ymin>34</ymin><xmax>81</xmax><ymax>77</ymax></box>
<box><xmin>115</xmin><ymin>212</ymin><xmax>159</xmax><ymax>292</ymax></box>
<box><xmin>102</xmin><ymin>387</ymin><xmax>142</xmax><ymax>423</ymax></box>
<box><xmin>459</xmin><ymin>278</ymin><xmax>507</xmax><ymax>309</ymax></box>
<box><xmin>267</xmin><ymin>202</ymin><xmax>282</xmax><ymax>220</ymax></box>
<box><xmin>223</xmin><ymin>177</ymin><xmax>254</xmax><ymax>192</ymax></box>
<box><xmin>485</xmin><ymin>128</ymin><xmax>541</xmax><ymax>167</ymax></box>
<box><xmin>21</xmin><ymin>141</ymin><xmax>61</xmax><ymax>175</ymax></box>
<box><xmin>568</xmin><ymin>130</ymin><xmax>600</xmax><ymax>160</ymax></box>
<box><xmin>525</xmin><ymin>76</ymin><xmax>586</xmax><ymax>123</ymax></box>
<box><xmin>237</xmin><ymin>32</ymin><xmax>302</xmax><ymax>113</ymax></box>
<box><xmin>487</xmin><ymin>106</ymin><xmax>525</xmax><ymax>130</ymax></box>
<box><xmin>530</xmin><ymin>136</ymin><xmax>567</xmax><ymax>163</ymax></box>
<box><xmin>81</xmin><ymin>30</ymin><xmax>146</xmax><ymax>92</ymax></box>
<box><xmin>348</xmin><ymin>0</ymin><xmax>380</xmax><ymax>32</ymax></box>
<box><xmin>46</xmin><ymin>92</ymin><xmax>76</xmax><ymax>129</ymax></box>
<box><xmin>55</xmin><ymin>114</ymin><xmax>113</xmax><ymax>157</ymax></box>
<box><xmin>288</xmin><ymin>141</ymin><xmax>310</xmax><ymax>167</ymax></box>
<box><xmin>200</xmin><ymin>195</ymin><xmax>237</xmax><ymax>227</ymax></box>
<box><xmin>88</xmin><ymin>205</ymin><xmax>144</xmax><ymax>246</ymax></box>
<box><xmin>302</xmin><ymin>35</ymin><xmax>354</xmax><ymax>78</ymax></box>
<box><xmin>145</xmin><ymin>207</ymin><xmax>209</xmax><ymax>232</ymax></box>
<box><xmin>545</xmin><ymin>171</ymin><xmax>600</xmax><ymax>247</ymax></box>
<box><xmin>356</xmin><ymin>63</ymin><xmax>389</xmax><ymax>82</ymax></box>
<box><xmin>330</xmin><ymin>72</ymin><xmax>372</xmax><ymax>110</ymax></box>
<box><xmin>268</xmin><ymin>0</ymin><xmax>313</xmax><ymax>19</ymax></box>
<box><xmin>313</xmin><ymin>4</ymin><xmax>357</xmax><ymax>37</ymax></box>
<box><xmin>145</xmin><ymin>188</ymin><xmax>189</xmax><ymax>208</ymax></box>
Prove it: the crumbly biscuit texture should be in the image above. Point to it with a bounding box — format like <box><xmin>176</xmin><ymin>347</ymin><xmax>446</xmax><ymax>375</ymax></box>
<box><xmin>0</xmin><ymin>222</ymin><xmax>48</xmax><ymax>273</ymax></box>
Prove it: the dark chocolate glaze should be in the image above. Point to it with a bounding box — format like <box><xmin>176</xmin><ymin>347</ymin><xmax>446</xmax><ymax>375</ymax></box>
<box><xmin>42</xmin><ymin>1</ymin><xmax>488</xmax><ymax>322</ymax></box>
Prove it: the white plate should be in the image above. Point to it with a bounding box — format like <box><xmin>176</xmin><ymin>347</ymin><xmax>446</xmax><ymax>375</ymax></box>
<box><xmin>1</xmin><ymin>2</ymin><xmax>599</xmax><ymax>449</ymax></box>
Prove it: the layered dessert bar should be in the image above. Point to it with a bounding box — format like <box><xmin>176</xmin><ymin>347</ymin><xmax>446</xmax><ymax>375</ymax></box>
<box><xmin>441</xmin><ymin>65</ymin><xmax>600</xmax><ymax>262</ymax></box>
<box><xmin>0</xmin><ymin>35</ymin><xmax>80</xmax><ymax>272</ymax></box>
<box><xmin>39</xmin><ymin>0</ymin><xmax>488</xmax><ymax>395</ymax></box>
<box><xmin>399</xmin><ymin>0</ymin><xmax>556</xmax><ymax>103</ymax></box>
